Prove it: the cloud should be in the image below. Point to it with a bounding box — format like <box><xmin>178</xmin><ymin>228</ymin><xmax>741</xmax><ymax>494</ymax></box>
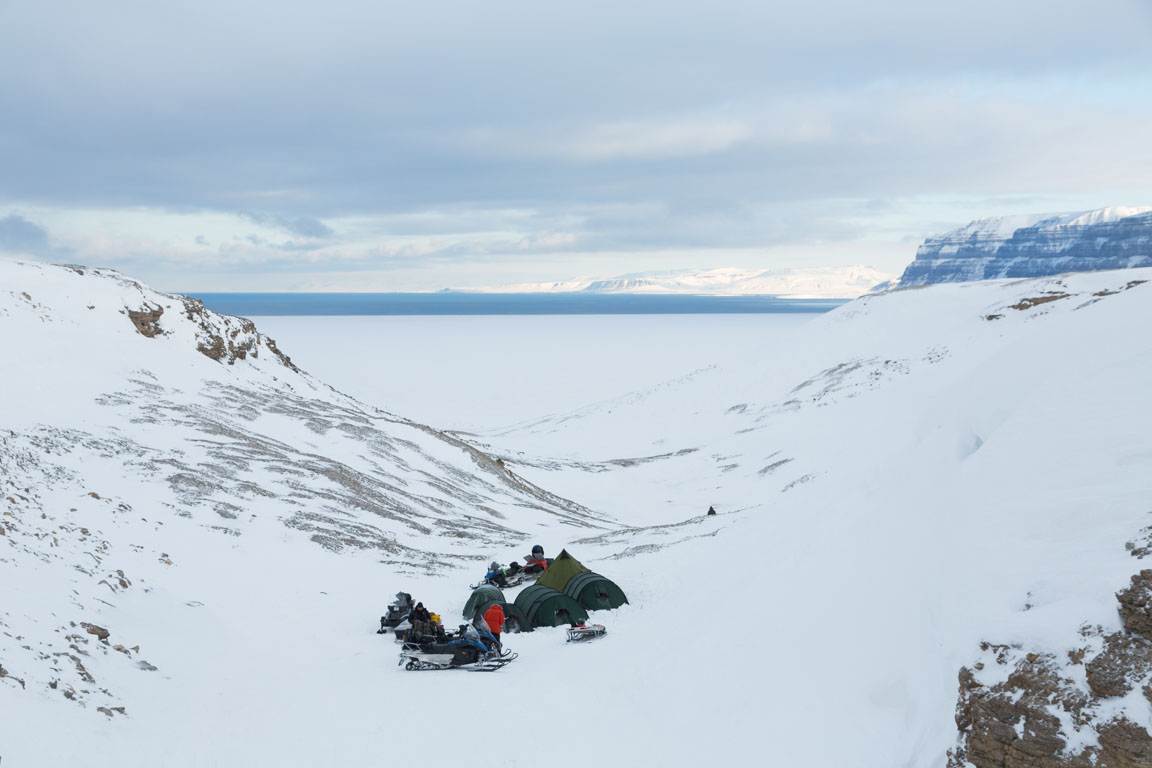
<box><xmin>241</xmin><ymin>213</ymin><xmax>334</xmax><ymax>238</ymax></box>
<box><xmin>0</xmin><ymin>213</ymin><xmax>51</xmax><ymax>255</ymax></box>
<box><xmin>2</xmin><ymin>0</ymin><xmax>1151</xmax><ymax>289</ymax></box>
<box><xmin>560</xmin><ymin>118</ymin><xmax>754</xmax><ymax>161</ymax></box>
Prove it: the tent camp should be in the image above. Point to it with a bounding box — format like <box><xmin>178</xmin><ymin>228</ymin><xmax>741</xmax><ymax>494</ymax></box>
<box><xmin>563</xmin><ymin>572</ymin><xmax>629</xmax><ymax>611</ymax></box>
<box><xmin>472</xmin><ymin>600</ymin><xmax>532</xmax><ymax>633</ymax></box>
<box><xmin>462</xmin><ymin>583</ymin><xmax>504</xmax><ymax>618</ymax></box>
<box><xmin>514</xmin><ymin>585</ymin><xmax>589</xmax><ymax>628</ymax></box>
<box><xmin>534</xmin><ymin>549</ymin><xmax>591</xmax><ymax>592</ymax></box>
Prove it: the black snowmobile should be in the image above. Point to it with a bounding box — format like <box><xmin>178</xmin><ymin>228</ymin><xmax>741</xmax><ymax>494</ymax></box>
<box><xmin>398</xmin><ymin>624</ymin><xmax>516</xmax><ymax>671</ymax></box>
<box><xmin>377</xmin><ymin>591</ymin><xmax>414</xmax><ymax>635</ymax></box>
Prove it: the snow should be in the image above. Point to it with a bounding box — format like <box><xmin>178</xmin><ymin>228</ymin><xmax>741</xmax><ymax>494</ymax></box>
<box><xmin>459</xmin><ymin>265</ymin><xmax>895</xmax><ymax>298</ymax></box>
<box><xmin>927</xmin><ymin>205</ymin><xmax>1152</xmax><ymax>244</ymax></box>
<box><xmin>3</xmin><ymin>257</ymin><xmax>1152</xmax><ymax>766</ymax></box>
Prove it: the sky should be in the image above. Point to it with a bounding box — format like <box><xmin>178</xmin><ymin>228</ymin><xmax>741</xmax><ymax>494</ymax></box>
<box><xmin>1</xmin><ymin>0</ymin><xmax>1151</xmax><ymax>291</ymax></box>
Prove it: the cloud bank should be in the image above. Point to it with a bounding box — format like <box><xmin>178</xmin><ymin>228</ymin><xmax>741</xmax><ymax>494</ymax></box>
<box><xmin>1</xmin><ymin>0</ymin><xmax>1150</xmax><ymax>289</ymax></box>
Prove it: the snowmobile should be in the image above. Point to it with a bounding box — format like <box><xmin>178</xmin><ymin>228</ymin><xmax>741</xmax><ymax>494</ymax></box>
<box><xmin>566</xmin><ymin>623</ymin><xmax>607</xmax><ymax>643</ymax></box>
<box><xmin>469</xmin><ymin>560</ymin><xmax>530</xmax><ymax>590</ymax></box>
<box><xmin>398</xmin><ymin>624</ymin><xmax>517</xmax><ymax>671</ymax></box>
<box><xmin>468</xmin><ymin>553</ymin><xmax>554</xmax><ymax>590</ymax></box>
<box><xmin>377</xmin><ymin>591</ymin><xmax>414</xmax><ymax>634</ymax></box>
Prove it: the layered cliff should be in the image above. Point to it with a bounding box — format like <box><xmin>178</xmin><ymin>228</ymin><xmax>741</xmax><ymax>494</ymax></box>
<box><xmin>899</xmin><ymin>206</ymin><xmax>1152</xmax><ymax>286</ymax></box>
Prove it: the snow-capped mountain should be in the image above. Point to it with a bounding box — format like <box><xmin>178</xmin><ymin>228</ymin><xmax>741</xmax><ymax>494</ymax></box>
<box><xmin>460</xmin><ymin>265</ymin><xmax>894</xmax><ymax>298</ymax></box>
<box><xmin>4</xmin><ymin>255</ymin><xmax>1152</xmax><ymax>767</ymax></box>
<box><xmin>899</xmin><ymin>205</ymin><xmax>1152</xmax><ymax>286</ymax></box>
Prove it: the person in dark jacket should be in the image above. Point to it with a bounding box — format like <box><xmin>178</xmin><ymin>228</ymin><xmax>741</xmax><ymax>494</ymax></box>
<box><xmin>485</xmin><ymin>561</ymin><xmax>510</xmax><ymax>588</ymax></box>
<box><xmin>524</xmin><ymin>544</ymin><xmax>548</xmax><ymax>574</ymax></box>
<box><xmin>410</xmin><ymin>602</ymin><xmax>433</xmax><ymax>637</ymax></box>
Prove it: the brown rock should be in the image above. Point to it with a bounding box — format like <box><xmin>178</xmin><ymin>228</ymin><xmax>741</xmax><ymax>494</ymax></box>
<box><xmin>1098</xmin><ymin>718</ymin><xmax>1152</xmax><ymax>767</ymax></box>
<box><xmin>1085</xmin><ymin>634</ymin><xmax>1152</xmax><ymax>699</ymax></box>
<box><xmin>1117</xmin><ymin>571</ymin><xmax>1152</xmax><ymax>642</ymax></box>
<box><xmin>127</xmin><ymin>305</ymin><xmax>164</xmax><ymax>337</ymax></box>
<box><xmin>951</xmin><ymin>652</ymin><xmax>1091</xmax><ymax>768</ymax></box>
<box><xmin>81</xmin><ymin>622</ymin><xmax>110</xmax><ymax>642</ymax></box>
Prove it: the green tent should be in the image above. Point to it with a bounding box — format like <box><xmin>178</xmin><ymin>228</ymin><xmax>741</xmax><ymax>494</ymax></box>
<box><xmin>513</xmin><ymin>585</ymin><xmax>589</xmax><ymax>628</ymax></box>
<box><xmin>563</xmin><ymin>572</ymin><xmax>629</xmax><ymax>611</ymax></box>
<box><xmin>462</xmin><ymin>583</ymin><xmax>504</xmax><ymax>618</ymax></box>
<box><xmin>534</xmin><ymin>549</ymin><xmax>591</xmax><ymax>593</ymax></box>
<box><xmin>473</xmin><ymin>600</ymin><xmax>533</xmax><ymax>633</ymax></box>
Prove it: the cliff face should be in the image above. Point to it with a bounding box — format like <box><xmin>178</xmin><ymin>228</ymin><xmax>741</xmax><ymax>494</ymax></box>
<box><xmin>899</xmin><ymin>206</ymin><xmax>1152</xmax><ymax>286</ymax></box>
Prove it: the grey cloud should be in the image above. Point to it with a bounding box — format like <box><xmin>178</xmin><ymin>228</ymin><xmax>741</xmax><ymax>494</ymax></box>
<box><xmin>242</xmin><ymin>213</ymin><xmax>334</xmax><ymax>238</ymax></box>
<box><xmin>0</xmin><ymin>0</ymin><xmax>1149</xmax><ymax>217</ymax></box>
<box><xmin>0</xmin><ymin>213</ymin><xmax>50</xmax><ymax>254</ymax></box>
<box><xmin>0</xmin><ymin>213</ymin><xmax>71</xmax><ymax>259</ymax></box>
<box><xmin>1</xmin><ymin>0</ymin><xmax>1150</xmax><ymax>286</ymax></box>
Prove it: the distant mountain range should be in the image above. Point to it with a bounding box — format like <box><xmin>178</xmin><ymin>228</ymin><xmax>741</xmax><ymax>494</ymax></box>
<box><xmin>456</xmin><ymin>265</ymin><xmax>895</xmax><ymax>299</ymax></box>
<box><xmin>898</xmin><ymin>205</ymin><xmax>1152</xmax><ymax>286</ymax></box>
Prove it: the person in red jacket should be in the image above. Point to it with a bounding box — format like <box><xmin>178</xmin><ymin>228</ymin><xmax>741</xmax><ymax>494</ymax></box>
<box><xmin>483</xmin><ymin>603</ymin><xmax>506</xmax><ymax>645</ymax></box>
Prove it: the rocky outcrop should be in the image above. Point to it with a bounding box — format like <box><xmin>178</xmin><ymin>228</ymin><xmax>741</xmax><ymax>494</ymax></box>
<box><xmin>1118</xmin><ymin>570</ymin><xmax>1152</xmax><ymax>641</ymax></box>
<box><xmin>127</xmin><ymin>304</ymin><xmax>164</xmax><ymax>337</ymax></box>
<box><xmin>178</xmin><ymin>296</ymin><xmax>298</xmax><ymax>370</ymax></box>
<box><xmin>950</xmin><ymin>574</ymin><xmax>1152</xmax><ymax>767</ymax></box>
<box><xmin>899</xmin><ymin>207</ymin><xmax>1152</xmax><ymax>286</ymax></box>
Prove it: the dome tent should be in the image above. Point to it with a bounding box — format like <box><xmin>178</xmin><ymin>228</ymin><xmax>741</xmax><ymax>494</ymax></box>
<box><xmin>473</xmin><ymin>600</ymin><xmax>532</xmax><ymax>633</ymax></box>
<box><xmin>462</xmin><ymin>583</ymin><xmax>504</xmax><ymax>619</ymax></box>
<box><xmin>513</xmin><ymin>585</ymin><xmax>589</xmax><ymax>628</ymax></box>
<box><xmin>563</xmin><ymin>572</ymin><xmax>629</xmax><ymax>611</ymax></box>
<box><xmin>533</xmin><ymin>549</ymin><xmax>591</xmax><ymax>592</ymax></box>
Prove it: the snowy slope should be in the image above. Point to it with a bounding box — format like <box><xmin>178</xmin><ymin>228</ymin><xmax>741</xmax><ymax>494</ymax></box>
<box><xmin>3</xmin><ymin>258</ymin><xmax>1152</xmax><ymax>767</ymax></box>
<box><xmin>465</xmin><ymin>268</ymin><xmax>1152</xmax><ymax>764</ymax></box>
<box><xmin>460</xmin><ymin>265</ymin><xmax>894</xmax><ymax>298</ymax></box>
<box><xmin>0</xmin><ymin>258</ymin><xmax>616</xmax><ymax>762</ymax></box>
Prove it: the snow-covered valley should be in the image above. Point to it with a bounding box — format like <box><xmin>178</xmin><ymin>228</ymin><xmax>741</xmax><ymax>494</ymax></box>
<box><xmin>3</xmin><ymin>258</ymin><xmax>1152</xmax><ymax>767</ymax></box>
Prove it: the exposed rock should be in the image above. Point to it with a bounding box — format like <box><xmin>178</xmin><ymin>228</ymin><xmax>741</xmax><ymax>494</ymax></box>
<box><xmin>951</xmin><ymin>651</ymin><xmax>1087</xmax><ymax>768</ymax></box>
<box><xmin>1118</xmin><ymin>570</ymin><xmax>1152</xmax><ymax>641</ymax></box>
<box><xmin>952</xmin><ymin>573</ymin><xmax>1152</xmax><ymax>767</ymax></box>
<box><xmin>81</xmin><ymin>622</ymin><xmax>110</xmax><ymax>642</ymax></box>
<box><xmin>1086</xmin><ymin>634</ymin><xmax>1152</xmax><ymax>698</ymax></box>
<box><xmin>1009</xmin><ymin>293</ymin><xmax>1071</xmax><ymax>311</ymax></box>
<box><xmin>1097</xmin><ymin>719</ymin><xmax>1152</xmax><ymax>767</ymax></box>
<box><xmin>126</xmin><ymin>304</ymin><xmax>164</xmax><ymax>337</ymax></box>
<box><xmin>180</xmin><ymin>296</ymin><xmax>297</xmax><ymax>370</ymax></box>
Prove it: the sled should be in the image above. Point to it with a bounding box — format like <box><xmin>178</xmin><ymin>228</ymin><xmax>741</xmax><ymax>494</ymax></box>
<box><xmin>566</xmin><ymin>623</ymin><xmax>607</xmax><ymax>643</ymax></box>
